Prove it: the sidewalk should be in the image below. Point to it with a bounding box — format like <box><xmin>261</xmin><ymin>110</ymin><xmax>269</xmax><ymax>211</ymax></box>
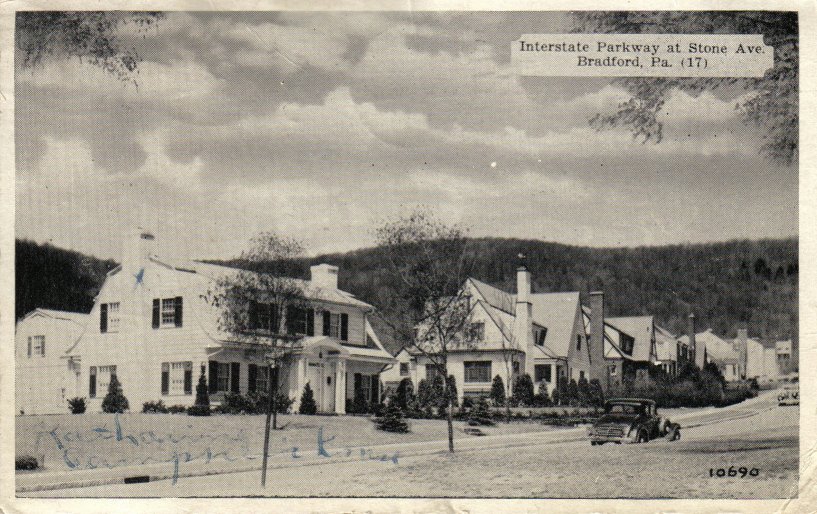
<box><xmin>17</xmin><ymin>425</ymin><xmax>585</xmax><ymax>494</ymax></box>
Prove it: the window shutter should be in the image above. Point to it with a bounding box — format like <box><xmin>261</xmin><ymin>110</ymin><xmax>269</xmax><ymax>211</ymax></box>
<box><xmin>285</xmin><ymin>305</ymin><xmax>296</xmax><ymax>334</ymax></box>
<box><xmin>248</xmin><ymin>364</ymin><xmax>257</xmax><ymax>393</ymax></box>
<box><xmin>89</xmin><ymin>367</ymin><xmax>97</xmax><ymax>398</ymax></box>
<box><xmin>370</xmin><ymin>374</ymin><xmax>379</xmax><ymax>403</ymax></box>
<box><xmin>270</xmin><ymin>304</ymin><xmax>280</xmax><ymax>334</ymax></box>
<box><xmin>323</xmin><ymin>311</ymin><xmax>331</xmax><ymax>336</ymax></box>
<box><xmin>27</xmin><ymin>337</ymin><xmax>31</xmax><ymax>358</ymax></box>
<box><xmin>100</xmin><ymin>303</ymin><xmax>108</xmax><ymax>333</ymax></box>
<box><xmin>231</xmin><ymin>362</ymin><xmax>240</xmax><ymax>393</ymax></box>
<box><xmin>306</xmin><ymin>308</ymin><xmax>315</xmax><ymax>336</ymax></box>
<box><xmin>208</xmin><ymin>360</ymin><xmax>218</xmax><ymax>394</ymax></box>
<box><xmin>353</xmin><ymin>373</ymin><xmax>362</xmax><ymax>396</ymax></box>
<box><xmin>175</xmin><ymin>297</ymin><xmax>183</xmax><ymax>327</ymax></box>
<box><xmin>184</xmin><ymin>364</ymin><xmax>193</xmax><ymax>395</ymax></box>
<box><xmin>340</xmin><ymin>313</ymin><xmax>349</xmax><ymax>341</ymax></box>
<box><xmin>271</xmin><ymin>366</ymin><xmax>279</xmax><ymax>392</ymax></box>
<box><xmin>41</xmin><ymin>337</ymin><xmax>45</xmax><ymax>356</ymax></box>
<box><xmin>161</xmin><ymin>363</ymin><xmax>169</xmax><ymax>395</ymax></box>
<box><xmin>248</xmin><ymin>301</ymin><xmax>259</xmax><ymax>330</ymax></box>
<box><xmin>152</xmin><ymin>299</ymin><xmax>160</xmax><ymax>329</ymax></box>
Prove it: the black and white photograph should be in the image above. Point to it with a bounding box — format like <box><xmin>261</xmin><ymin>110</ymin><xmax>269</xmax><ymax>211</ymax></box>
<box><xmin>4</xmin><ymin>4</ymin><xmax>809</xmax><ymax>509</ymax></box>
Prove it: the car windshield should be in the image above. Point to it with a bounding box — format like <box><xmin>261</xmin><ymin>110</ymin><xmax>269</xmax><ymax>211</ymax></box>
<box><xmin>607</xmin><ymin>403</ymin><xmax>643</xmax><ymax>415</ymax></box>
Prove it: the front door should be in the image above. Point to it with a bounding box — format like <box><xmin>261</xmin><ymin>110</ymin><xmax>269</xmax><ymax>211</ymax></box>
<box><xmin>307</xmin><ymin>361</ymin><xmax>336</xmax><ymax>413</ymax></box>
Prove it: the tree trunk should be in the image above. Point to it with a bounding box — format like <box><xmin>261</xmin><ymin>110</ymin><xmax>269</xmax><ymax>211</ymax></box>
<box><xmin>271</xmin><ymin>364</ymin><xmax>278</xmax><ymax>430</ymax></box>
<box><xmin>505</xmin><ymin>396</ymin><xmax>511</xmax><ymax>424</ymax></box>
<box><xmin>447</xmin><ymin>395</ymin><xmax>454</xmax><ymax>453</ymax></box>
<box><xmin>261</xmin><ymin>364</ymin><xmax>275</xmax><ymax>487</ymax></box>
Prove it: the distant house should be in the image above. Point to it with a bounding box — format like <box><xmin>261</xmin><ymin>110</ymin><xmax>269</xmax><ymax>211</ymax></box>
<box><xmin>16</xmin><ymin>230</ymin><xmax>395</xmax><ymax>415</ymax></box>
<box><xmin>15</xmin><ymin>309</ymin><xmax>89</xmax><ymax>414</ymax></box>
<box><xmin>381</xmin><ymin>264</ymin><xmax>595</xmax><ymax>402</ymax></box>
<box><xmin>654</xmin><ymin>324</ymin><xmax>689</xmax><ymax>377</ymax></box>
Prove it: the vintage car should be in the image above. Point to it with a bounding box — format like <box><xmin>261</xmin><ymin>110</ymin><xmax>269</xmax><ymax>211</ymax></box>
<box><xmin>588</xmin><ymin>398</ymin><xmax>680</xmax><ymax>445</ymax></box>
<box><xmin>778</xmin><ymin>383</ymin><xmax>799</xmax><ymax>406</ymax></box>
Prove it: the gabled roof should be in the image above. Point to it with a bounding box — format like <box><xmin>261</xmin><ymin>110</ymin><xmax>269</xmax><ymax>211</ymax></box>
<box><xmin>606</xmin><ymin>315</ymin><xmax>655</xmax><ymax>362</ymax></box>
<box><xmin>530</xmin><ymin>292</ymin><xmax>580</xmax><ymax>359</ymax></box>
<box><xmin>654</xmin><ymin>324</ymin><xmax>679</xmax><ymax>361</ymax></box>
<box><xmin>154</xmin><ymin>258</ymin><xmax>374</xmax><ymax>310</ymax></box>
<box><xmin>21</xmin><ymin>308</ymin><xmax>89</xmax><ymax>326</ymax></box>
<box><xmin>581</xmin><ymin>306</ymin><xmax>636</xmax><ymax>361</ymax></box>
<box><xmin>468</xmin><ymin>278</ymin><xmax>516</xmax><ymax>315</ymax></box>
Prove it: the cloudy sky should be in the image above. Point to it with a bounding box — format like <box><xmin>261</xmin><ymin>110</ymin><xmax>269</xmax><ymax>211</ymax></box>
<box><xmin>16</xmin><ymin>12</ymin><xmax>797</xmax><ymax>261</ymax></box>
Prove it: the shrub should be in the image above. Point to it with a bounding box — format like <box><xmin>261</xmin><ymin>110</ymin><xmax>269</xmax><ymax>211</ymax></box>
<box><xmin>167</xmin><ymin>405</ymin><xmax>187</xmax><ymax>414</ymax></box>
<box><xmin>187</xmin><ymin>405</ymin><xmax>211</xmax><ymax>416</ymax></box>
<box><xmin>467</xmin><ymin>398</ymin><xmax>495</xmax><ymax>426</ymax></box>
<box><xmin>101</xmin><ymin>374</ymin><xmax>129</xmax><ymax>413</ymax></box>
<box><xmin>512</xmin><ymin>373</ymin><xmax>535</xmax><ymax>407</ymax></box>
<box><xmin>16</xmin><ymin>455</ymin><xmax>38</xmax><ymax>471</ymax></box>
<box><xmin>531</xmin><ymin>392</ymin><xmax>551</xmax><ymax>407</ymax></box>
<box><xmin>142</xmin><ymin>400</ymin><xmax>169</xmax><ymax>413</ymax></box>
<box><xmin>373</xmin><ymin>404</ymin><xmax>410</xmax><ymax>433</ymax></box>
<box><xmin>299</xmin><ymin>383</ymin><xmax>317</xmax><ymax>415</ymax></box>
<box><xmin>67</xmin><ymin>397</ymin><xmax>87</xmax><ymax>414</ymax></box>
<box><xmin>351</xmin><ymin>386</ymin><xmax>369</xmax><ymax>414</ymax></box>
<box><xmin>189</xmin><ymin>367</ymin><xmax>211</xmax><ymax>416</ymax></box>
<box><xmin>566</xmin><ymin>379</ymin><xmax>579</xmax><ymax>407</ymax></box>
<box><xmin>577</xmin><ymin>377</ymin><xmax>591</xmax><ymax>406</ymax></box>
<box><xmin>394</xmin><ymin>378</ymin><xmax>415</xmax><ymax>410</ymax></box>
<box><xmin>370</xmin><ymin>401</ymin><xmax>386</xmax><ymax>417</ymax></box>
<box><xmin>490</xmin><ymin>375</ymin><xmax>506</xmax><ymax>406</ymax></box>
<box><xmin>588</xmin><ymin>379</ymin><xmax>605</xmax><ymax>408</ymax></box>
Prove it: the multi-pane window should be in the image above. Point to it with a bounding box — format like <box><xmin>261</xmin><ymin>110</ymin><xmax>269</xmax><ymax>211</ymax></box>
<box><xmin>471</xmin><ymin>322</ymin><xmax>485</xmax><ymax>341</ymax></box>
<box><xmin>97</xmin><ymin>365</ymin><xmax>116</xmax><ymax>393</ymax></box>
<box><xmin>28</xmin><ymin>335</ymin><xmax>45</xmax><ymax>357</ymax></box>
<box><xmin>400</xmin><ymin>362</ymin><xmax>409</xmax><ymax>376</ymax></box>
<box><xmin>534</xmin><ymin>364</ymin><xmax>552</xmax><ymax>383</ymax></box>
<box><xmin>256</xmin><ymin>366</ymin><xmax>270</xmax><ymax>394</ymax></box>
<box><xmin>361</xmin><ymin>374</ymin><xmax>372</xmax><ymax>402</ymax></box>
<box><xmin>536</xmin><ymin>328</ymin><xmax>547</xmax><ymax>346</ymax></box>
<box><xmin>257</xmin><ymin>303</ymin><xmax>277</xmax><ymax>332</ymax></box>
<box><xmin>217</xmin><ymin>362</ymin><xmax>231</xmax><ymax>392</ymax></box>
<box><xmin>329</xmin><ymin>313</ymin><xmax>341</xmax><ymax>338</ymax></box>
<box><xmin>512</xmin><ymin>361</ymin><xmax>520</xmax><ymax>374</ymax></box>
<box><xmin>426</xmin><ymin>365</ymin><xmax>441</xmax><ymax>382</ymax></box>
<box><xmin>161</xmin><ymin>298</ymin><xmax>177</xmax><ymax>326</ymax></box>
<box><xmin>165</xmin><ymin>362</ymin><xmax>192</xmax><ymax>395</ymax></box>
<box><xmin>107</xmin><ymin>302</ymin><xmax>120</xmax><ymax>332</ymax></box>
<box><xmin>464</xmin><ymin>361</ymin><xmax>491</xmax><ymax>383</ymax></box>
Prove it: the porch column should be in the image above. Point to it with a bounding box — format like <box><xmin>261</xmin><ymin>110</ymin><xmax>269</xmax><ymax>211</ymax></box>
<box><xmin>293</xmin><ymin>357</ymin><xmax>306</xmax><ymax>409</ymax></box>
<box><xmin>335</xmin><ymin>360</ymin><xmax>347</xmax><ymax>414</ymax></box>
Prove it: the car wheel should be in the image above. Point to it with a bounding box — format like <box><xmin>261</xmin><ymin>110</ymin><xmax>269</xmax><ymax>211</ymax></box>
<box><xmin>591</xmin><ymin>441</ymin><xmax>598</xmax><ymax>446</ymax></box>
<box><xmin>637</xmin><ymin>430</ymin><xmax>648</xmax><ymax>443</ymax></box>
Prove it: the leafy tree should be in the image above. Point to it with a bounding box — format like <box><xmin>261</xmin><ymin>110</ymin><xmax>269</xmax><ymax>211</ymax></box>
<box><xmin>208</xmin><ymin>232</ymin><xmax>311</xmax><ymax>430</ymax></box>
<box><xmin>16</xmin><ymin>12</ymin><xmax>164</xmax><ymax>84</ymax></box>
<box><xmin>512</xmin><ymin>373</ymin><xmax>535</xmax><ymax>407</ymax></box>
<box><xmin>67</xmin><ymin>397</ymin><xmax>87</xmax><ymax>414</ymax></box>
<box><xmin>101</xmin><ymin>374</ymin><xmax>129</xmax><ymax>413</ymax></box>
<box><xmin>373</xmin><ymin>209</ymin><xmax>480</xmax><ymax>452</ymax></box>
<box><xmin>573</xmin><ymin>12</ymin><xmax>798</xmax><ymax>165</ymax></box>
<box><xmin>490</xmin><ymin>375</ymin><xmax>506</xmax><ymax>406</ymax></box>
<box><xmin>299</xmin><ymin>383</ymin><xmax>317</xmax><ymax>415</ymax></box>
<box><xmin>188</xmin><ymin>366</ymin><xmax>211</xmax><ymax>416</ymax></box>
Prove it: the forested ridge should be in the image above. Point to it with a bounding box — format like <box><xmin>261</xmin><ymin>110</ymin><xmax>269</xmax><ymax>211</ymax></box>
<box><xmin>17</xmin><ymin>237</ymin><xmax>797</xmax><ymax>345</ymax></box>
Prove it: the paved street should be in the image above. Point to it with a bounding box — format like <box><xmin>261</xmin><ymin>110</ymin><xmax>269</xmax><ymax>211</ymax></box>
<box><xmin>25</xmin><ymin>391</ymin><xmax>798</xmax><ymax>498</ymax></box>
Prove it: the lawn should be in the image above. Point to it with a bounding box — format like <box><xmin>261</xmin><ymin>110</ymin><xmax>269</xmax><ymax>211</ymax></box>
<box><xmin>16</xmin><ymin>412</ymin><xmax>562</xmax><ymax>473</ymax></box>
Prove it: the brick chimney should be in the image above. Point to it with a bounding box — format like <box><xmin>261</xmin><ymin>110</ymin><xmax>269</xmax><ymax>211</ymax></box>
<box><xmin>122</xmin><ymin>227</ymin><xmax>157</xmax><ymax>274</ymax></box>
<box><xmin>689</xmin><ymin>313</ymin><xmax>705</xmax><ymax>368</ymax></box>
<box><xmin>589</xmin><ymin>292</ymin><xmax>607</xmax><ymax>390</ymax></box>
<box><xmin>310</xmin><ymin>264</ymin><xmax>339</xmax><ymax>289</ymax></box>
<box><xmin>513</xmin><ymin>257</ymin><xmax>535</xmax><ymax>370</ymax></box>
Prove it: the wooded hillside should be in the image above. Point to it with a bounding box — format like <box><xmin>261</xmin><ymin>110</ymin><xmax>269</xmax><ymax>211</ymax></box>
<box><xmin>17</xmin><ymin>237</ymin><xmax>797</xmax><ymax>349</ymax></box>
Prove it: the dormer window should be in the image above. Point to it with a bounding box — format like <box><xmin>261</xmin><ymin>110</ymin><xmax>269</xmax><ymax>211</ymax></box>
<box><xmin>152</xmin><ymin>297</ymin><xmax>183</xmax><ymax>328</ymax></box>
<box><xmin>27</xmin><ymin>335</ymin><xmax>45</xmax><ymax>357</ymax></box>
<box><xmin>100</xmin><ymin>302</ymin><xmax>120</xmax><ymax>333</ymax></box>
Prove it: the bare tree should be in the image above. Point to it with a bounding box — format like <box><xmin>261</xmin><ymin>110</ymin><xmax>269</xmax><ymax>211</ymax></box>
<box><xmin>208</xmin><ymin>232</ymin><xmax>311</xmax><ymax>486</ymax></box>
<box><xmin>573</xmin><ymin>12</ymin><xmax>798</xmax><ymax>166</ymax></box>
<box><xmin>493</xmin><ymin>315</ymin><xmax>519</xmax><ymax>423</ymax></box>
<box><xmin>374</xmin><ymin>209</ymin><xmax>479</xmax><ymax>452</ymax></box>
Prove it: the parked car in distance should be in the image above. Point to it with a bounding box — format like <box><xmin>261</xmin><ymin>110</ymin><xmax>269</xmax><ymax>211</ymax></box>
<box><xmin>778</xmin><ymin>383</ymin><xmax>799</xmax><ymax>406</ymax></box>
<box><xmin>588</xmin><ymin>398</ymin><xmax>680</xmax><ymax>445</ymax></box>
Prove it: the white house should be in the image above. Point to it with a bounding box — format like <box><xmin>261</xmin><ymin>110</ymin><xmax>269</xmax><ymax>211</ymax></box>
<box><xmin>381</xmin><ymin>264</ymin><xmax>595</xmax><ymax>401</ymax></box>
<box><xmin>17</xmin><ymin>230</ymin><xmax>395</xmax><ymax>415</ymax></box>
<box><xmin>15</xmin><ymin>309</ymin><xmax>89</xmax><ymax>415</ymax></box>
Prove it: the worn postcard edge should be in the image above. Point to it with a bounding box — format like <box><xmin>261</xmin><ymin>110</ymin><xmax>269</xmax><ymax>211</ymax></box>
<box><xmin>0</xmin><ymin>0</ymin><xmax>813</xmax><ymax>512</ymax></box>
